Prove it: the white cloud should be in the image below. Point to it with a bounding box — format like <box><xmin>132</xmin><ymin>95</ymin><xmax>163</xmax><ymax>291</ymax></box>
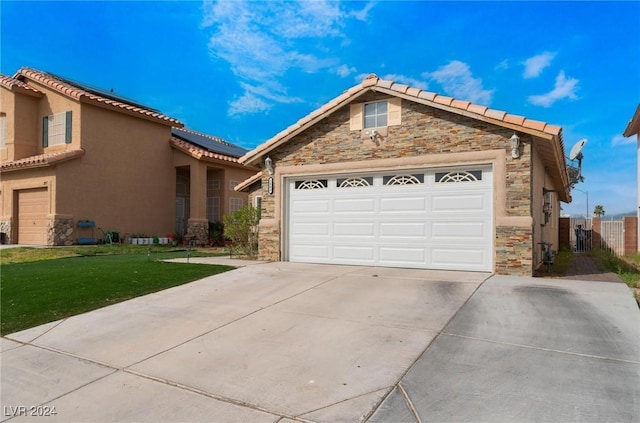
<box><xmin>202</xmin><ymin>0</ymin><xmax>375</xmax><ymax>116</ymax></box>
<box><xmin>612</xmin><ymin>134</ymin><xmax>636</xmax><ymax>147</ymax></box>
<box><xmin>528</xmin><ymin>71</ymin><xmax>579</xmax><ymax>107</ymax></box>
<box><xmin>523</xmin><ymin>52</ymin><xmax>556</xmax><ymax>79</ymax></box>
<box><xmin>334</xmin><ymin>64</ymin><xmax>357</xmax><ymax>78</ymax></box>
<box><xmin>424</xmin><ymin>61</ymin><xmax>493</xmax><ymax>105</ymax></box>
<box><xmin>228</xmin><ymin>93</ymin><xmax>270</xmax><ymax>116</ymax></box>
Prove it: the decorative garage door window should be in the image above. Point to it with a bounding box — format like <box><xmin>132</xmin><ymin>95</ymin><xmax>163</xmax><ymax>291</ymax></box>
<box><xmin>435</xmin><ymin>170</ymin><xmax>482</xmax><ymax>183</ymax></box>
<box><xmin>383</xmin><ymin>174</ymin><xmax>424</xmax><ymax>185</ymax></box>
<box><xmin>337</xmin><ymin>176</ymin><xmax>373</xmax><ymax>188</ymax></box>
<box><xmin>295</xmin><ymin>179</ymin><xmax>328</xmax><ymax>190</ymax></box>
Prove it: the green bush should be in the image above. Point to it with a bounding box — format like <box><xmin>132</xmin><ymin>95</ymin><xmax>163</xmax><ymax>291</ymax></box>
<box><xmin>223</xmin><ymin>205</ymin><xmax>259</xmax><ymax>257</ymax></box>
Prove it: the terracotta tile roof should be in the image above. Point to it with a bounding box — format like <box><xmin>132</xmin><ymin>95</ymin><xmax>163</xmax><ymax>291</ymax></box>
<box><xmin>14</xmin><ymin>68</ymin><xmax>182</xmax><ymax>127</ymax></box>
<box><xmin>1</xmin><ymin>149</ymin><xmax>85</xmax><ymax>172</ymax></box>
<box><xmin>241</xmin><ymin>74</ymin><xmax>567</xmax><ymax>166</ymax></box>
<box><xmin>170</xmin><ymin>136</ymin><xmax>251</xmax><ymax>166</ymax></box>
<box><xmin>623</xmin><ymin>104</ymin><xmax>640</xmax><ymax>137</ymax></box>
<box><xmin>0</xmin><ymin>74</ymin><xmax>44</xmax><ymax>97</ymax></box>
<box><xmin>171</xmin><ymin>127</ymin><xmax>248</xmax><ymax>158</ymax></box>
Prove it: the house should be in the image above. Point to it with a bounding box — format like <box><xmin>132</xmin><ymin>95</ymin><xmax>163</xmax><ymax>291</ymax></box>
<box><xmin>236</xmin><ymin>74</ymin><xmax>571</xmax><ymax>276</ymax></box>
<box><xmin>0</xmin><ymin>67</ymin><xmax>256</xmax><ymax>246</ymax></box>
<box><xmin>623</xmin><ymin>104</ymin><xmax>640</xmax><ymax>251</ymax></box>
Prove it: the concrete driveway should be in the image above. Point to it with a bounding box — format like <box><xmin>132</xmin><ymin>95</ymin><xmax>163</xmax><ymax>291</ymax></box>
<box><xmin>1</xmin><ymin>261</ymin><xmax>638</xmax><ymax>422</ymax></box>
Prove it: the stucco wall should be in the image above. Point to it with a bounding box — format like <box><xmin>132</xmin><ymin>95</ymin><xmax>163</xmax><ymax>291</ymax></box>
<box><xmin>531</xmin><ymin>141</ymin><xmax>561</xmax><ymax>269</ymax></box>
<box><xmin>55</xmin><ymin>102</ymin><xmax>175</xmax><ymax>239</ymax></box>
<box><xmin>253</xmin><ymin>92</ymin><xmax>537</xmax><ymax>275</ymax></box>
<box><xmin>0</xmin><ymin>88</ymin><xmax>42</xmax><ymax>162</ymax></box>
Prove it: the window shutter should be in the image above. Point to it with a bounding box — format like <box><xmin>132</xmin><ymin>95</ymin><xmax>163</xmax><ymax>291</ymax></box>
<box><xmin>65</xmin><ymin>111</ymin><xmax>72</xmax><ymax>144</ymax></box>
<box><xmin>42</xmin><ymin>116</ymin><xmax>49</xmax><ymax>147</ymax></box>
<box><xmin>350</xmin><ymin>103</ymin><xmax>363</xmax><ymax>131</ymax></box>
<box><xmin>388</xmin><ymin>97</ymin><xmax>402</xmax><ymax>126</ymax></box>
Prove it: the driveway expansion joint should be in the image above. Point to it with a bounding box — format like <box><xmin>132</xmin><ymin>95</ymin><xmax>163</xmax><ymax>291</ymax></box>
<box><xmin>442</xmin><ymin>332</ymin><xmax>640</xmax><ymax>364</ymax></box>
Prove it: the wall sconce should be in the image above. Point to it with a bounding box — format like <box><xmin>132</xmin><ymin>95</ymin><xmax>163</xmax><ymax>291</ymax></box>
<box><xmin>264</xmin><ymin>156</ymin><xmax>274</xmax><ymax>175</ymax></box>
<box><xmin>510</xmin><ymin>133</ymin><xmax>520</xmax><ymax>159</ymax></box>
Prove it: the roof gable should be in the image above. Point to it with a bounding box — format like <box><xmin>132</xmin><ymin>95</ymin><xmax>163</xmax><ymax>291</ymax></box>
<box><xmin>14</xmin><ymin>67</ymin><xmax>182</xmax><ymax>127</ymax></box>
<box><xmin>239</xmin><ymin>74</ymin><xmax>570</xmax><ymax>199</ymax></box>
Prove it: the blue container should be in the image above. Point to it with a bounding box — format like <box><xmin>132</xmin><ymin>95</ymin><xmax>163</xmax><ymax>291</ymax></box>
<box><xmin>77</xmin><ymin>237</ymin><xmax>96</xmax><ymax>245</ymax></box>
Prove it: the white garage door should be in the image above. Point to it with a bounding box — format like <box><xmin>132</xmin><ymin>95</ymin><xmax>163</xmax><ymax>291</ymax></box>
<box><xmin>286</xmin><ymin>166</ymin><xmax>493</xmax><ymax>271</ymax></box>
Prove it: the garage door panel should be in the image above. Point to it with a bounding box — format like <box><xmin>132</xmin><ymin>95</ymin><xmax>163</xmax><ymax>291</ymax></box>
<box><xmin>432</xmin><ymin>248</ymin><xmax>487</xmax><ymax>268</ymax></box>
<box><xmin>292</xmin><ymin>223</ymin><xmax>330</xmax><ymax>236</ymax></box>
<box><xmin>291</xmin><ymin>199</ymin><xmax>330</xmax><ymax>213</ymax></box>
<box><xmin>334</xmin><ymin>222</ymin><xmax>375</xmax><ymax>237</ymax></box>
<box><xmin>380</xmin><ymin>197</ymin><xmax>426</xmax><ymax>212</ymax></box>
<box><xmin>432</xmin><ymin>221</ymin><xmax>487</xmax><ymax>238</ymax></box>
<box><xmin>333</xmin><ymin>198</ymin><xmax>375</xmax><ymax>213</ymax></box>
<box><xmin>380</xmin><ymin>222</ymin><xmax>426</xmax><ymax>237</ymax></box>
<box><xmin>291</xmin><ymin>245</ymin><xmax>330</xmax><ymax>261</ymax></box>
<box><xmin>431</xmin><ymin>194</ymin><xmax>488</xmax><ymax>212</ymax></box>
<box><xmin>379</xmin><ymin>247</ymin><xmax>425</xmax><ymax>263</ymax></box>
<box><xmin>334</xmin><ymin>246</ymin><xmax>374</xmax><ymax>261</ymax></box>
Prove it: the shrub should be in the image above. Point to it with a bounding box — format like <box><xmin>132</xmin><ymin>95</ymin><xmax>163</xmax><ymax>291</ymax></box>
<box><xmin>223</xmin><ymin>205</ymin><xmax>259</xmax><ymax>257</ymax></box>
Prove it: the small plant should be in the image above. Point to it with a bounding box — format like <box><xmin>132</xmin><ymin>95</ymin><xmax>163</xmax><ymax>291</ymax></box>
<box><xmin>208</xmin><ymin>221</ymin><xmax>226</xmax><ymax>246</ymax></box>
<box><xmin>223</xmin><ymin>205</ymin><xmax>259</xmax><ymax>257</ymax></box>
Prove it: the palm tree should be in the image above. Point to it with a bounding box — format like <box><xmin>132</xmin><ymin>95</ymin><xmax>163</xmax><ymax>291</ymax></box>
<box><xmin>593</xmin><ymin>204</ymin><xmax>605</xmax><ymax>218</ymax></box>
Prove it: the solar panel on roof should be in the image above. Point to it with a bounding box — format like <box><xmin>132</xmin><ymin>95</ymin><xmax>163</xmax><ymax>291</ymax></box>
<box><xmin>171</xmin><ymin>128</ymin><xmax>248</xmax><ymax>158</ymax></box>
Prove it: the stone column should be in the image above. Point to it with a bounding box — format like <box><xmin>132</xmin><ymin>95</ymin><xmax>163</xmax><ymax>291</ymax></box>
<box><xmin>186</xmin><ymin>162</ymin><xmax>209</xmax><ymax>245</ymax></box>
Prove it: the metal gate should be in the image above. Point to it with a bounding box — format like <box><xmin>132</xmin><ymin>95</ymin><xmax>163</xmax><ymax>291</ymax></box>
<box><xmin>569</xmin><ymin>218</ymin><xmax>592</xmax><ymax>252</ymax></box>
<box><xmin>600</xmin><ymin>220</ymin><xmax>624</xmax><ymax>256</ymax></box>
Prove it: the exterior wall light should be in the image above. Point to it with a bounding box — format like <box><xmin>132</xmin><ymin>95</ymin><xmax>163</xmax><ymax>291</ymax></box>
<box><xmin>510</xmin><ymin>133</ymin><xmax>521</xmax><ymax>159</ymax></box>
<box><xmin>265</xmin><ymin>156</ymin><xmax>274</xmax><ymax>175</ymax></box>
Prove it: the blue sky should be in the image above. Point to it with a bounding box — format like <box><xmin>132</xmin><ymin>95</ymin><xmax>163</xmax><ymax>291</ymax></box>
<box><xmin>2</xmin><ymin>1</ymin><xmax>639</xmax><ymax>216</ymax></box>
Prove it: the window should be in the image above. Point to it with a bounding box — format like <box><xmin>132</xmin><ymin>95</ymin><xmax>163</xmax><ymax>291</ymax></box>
<box><xmin>295</xmin><ymin>179</ymin><xmax>328</xmax><ymax>190</ymax></box>
<box><xmin>207</xmin><ymin>197</ymin><xmax>220</xmax><ymax>222</ymax></box>
<box><xmin>0</xmin><ymin>114</ymin><xmax>6</xmax><ymax>148</ymax></box>
<box><xmin>364</xmin><ymin>101</ymin><xmax>387</xmax><ymax>128</ymax></box>
<box><xmin>254</xmin><ymin>196</ymin><xmax>262</xmax><ymax>220</ymax></box>
<box><xmin>230</xmin><ymin>197</ymin><xmax>244</xmax><ymax>213</ymax></box>
<box><xmin>208</xmin><ymin>179</ymin><xmax>220</xmax><ymax>191</ymax></box>
<box><xmin>337</xmin><ymin>176</ymin><xmax>373</xmax><ymax>188</ymax></box>
<box><xmin>229</xmin><ymin>180</ymin><xmax>241</xmax><ymax>191</ymax></box>
<box><xmin>43</xmin><ymin>111</ymin><xmax>72</xmax><ymax>147</ymax></box>
<box><xmin>384</xmin><ymin>174</ymin><xmax>424</xmax><ymax>185</ymax></box>
<box><xmin>435</xmin><ymin>170</ymin><xmax>482</xmax><ymax>183</ymax></box>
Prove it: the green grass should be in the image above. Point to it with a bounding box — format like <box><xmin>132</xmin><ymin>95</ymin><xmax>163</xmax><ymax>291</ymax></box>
<box><xmin>0</xmin><ymin>247</ymin><xmax>234</xmax><ymax>335</ymax></box>
<box><xmin>589</xmin><ymin>249</ymin><xmax>640</xmax><ymax>289</ymax></box>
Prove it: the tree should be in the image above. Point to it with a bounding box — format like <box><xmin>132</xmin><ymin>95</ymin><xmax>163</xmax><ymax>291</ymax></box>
<box><xmin>593</xmin><ymin>204</ymin><xmax>605</xmax><ymax>218</ymax></box>
<box><xmin>223</xmin><ymin>205</ymin><xmax>259</xmax><ymax>257</ymax></box>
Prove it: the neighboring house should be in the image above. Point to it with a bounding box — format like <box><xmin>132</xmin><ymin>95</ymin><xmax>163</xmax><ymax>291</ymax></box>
<box><xmin>237</xmin><ymin>74</ymin><xmax>570</xmax><ymax>276</ymax></box>
<box><xmin>0</xmin><ymin>67</ymin><xmax>256</xmax><ymax>246</ymax></box>
<box><xmin>623</xmin><ymin>104</ymin><xmax>640</xmax><ymax>251</ymax></box>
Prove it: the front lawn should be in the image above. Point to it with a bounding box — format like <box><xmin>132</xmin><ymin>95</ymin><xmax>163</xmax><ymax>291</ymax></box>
<box><xmin>0</xmin><ymin>248</ymin><xmax>234</xmax><ymax>335</ymax></box>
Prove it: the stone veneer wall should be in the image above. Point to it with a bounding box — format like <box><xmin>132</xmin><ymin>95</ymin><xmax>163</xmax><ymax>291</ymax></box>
<box><xmin>186</xmin><ymin>220</ymin><xmax>209</xmax><ymax>246</ymax></box>
<box><xmin>48</xmin><ymin>217</ymin><xmax>75</xmax><ymax>246</ymax></box>
<box><xmin>0</xmin><ymin>219</ymin><xmax>12</xmax><ymax>244</ymax></box>
<box><xmin>494</xmin><ymin>226</ymin><xmax>533</xmax><ymax>275</ymax></box>
<box><xmin>255</xmin><ymin>92</ymin><xmax>534</xmax><ymax>274</ymax></box>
